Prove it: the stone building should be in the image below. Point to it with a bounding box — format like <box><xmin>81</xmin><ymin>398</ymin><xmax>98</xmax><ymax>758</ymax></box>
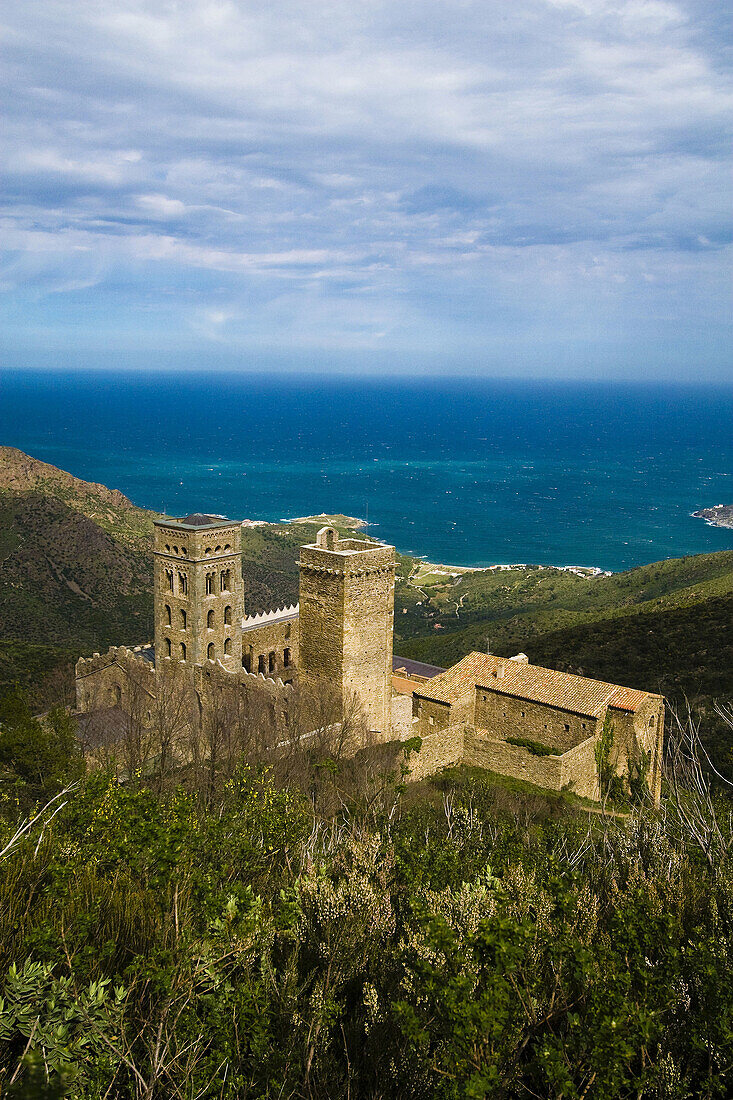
<box><xmin>409</xmin><ymin>651</ymin><xmax>664</xmax><ymax>801</ymax></box>
<box><xmin>154</xmin><ymin>514</ymin><xmax>244</xmax><ymax>672</ymax></box>
<box><xmin>299</xmin><ymin>527</ymin><xmax>394</xmax><ymax>733</ymax></box>
<box><xmin>76</xmin><ymin>515</ymin><xmax>665</xmax><ymax>803</ymax></box>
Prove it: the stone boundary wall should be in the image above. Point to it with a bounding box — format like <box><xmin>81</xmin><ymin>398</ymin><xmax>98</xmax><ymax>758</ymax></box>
<box><xmin>465</xmin><ymin>730</ymin><xmax>564</xmax><ymax>790</ymax></box>
<box><xmin>559</xmin><ymin>735</ymin><xmax>600</xmax><ymax>800</ymax></box>
<box><xmin>407</xmin><ymin>723</ymin><xmax>466</xmax><ymax>782</ymax></box>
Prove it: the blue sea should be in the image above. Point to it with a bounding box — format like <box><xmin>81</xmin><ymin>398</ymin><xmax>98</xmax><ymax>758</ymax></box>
<box><xmin>0</xmin><ymin>371</ymin><xmax>731</xmax><ymax>573</ymax></box>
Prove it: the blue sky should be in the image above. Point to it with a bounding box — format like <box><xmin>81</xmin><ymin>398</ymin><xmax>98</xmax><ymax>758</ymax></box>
<box><xmin>1</xmin><ymin>0</ymin><xmax>731</xmax><ymax>378</ymax></box>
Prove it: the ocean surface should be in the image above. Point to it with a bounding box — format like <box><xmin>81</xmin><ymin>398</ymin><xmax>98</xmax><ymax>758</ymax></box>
<box><xmin>0</xmin><ymin>371</ymin><xmax>731</xmax><ymax>573</ymax></box>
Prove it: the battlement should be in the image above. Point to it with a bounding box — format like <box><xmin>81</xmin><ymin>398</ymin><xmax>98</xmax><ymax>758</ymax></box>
<box><xmin>76</xmin><ymin>644</ymin><xmax>155</xmax><ymax>680</ymax></box>
<box><xmin>241</xmin><ymin>604</ymin><xmax>299</xmax><ymax>632</ymax></box>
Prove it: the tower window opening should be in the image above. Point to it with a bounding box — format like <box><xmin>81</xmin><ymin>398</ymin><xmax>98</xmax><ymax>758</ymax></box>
<box><xmin>258</xmin><ymin>654</ymin><xmax>266</xmax><ymax>674</ymax></box>
<box><xmin>173</xmin><ymin>545</ymin><xmax>178</xmax><ymax>555</ymax></box>
<box><xmin>180</xmin><ymin>642</ymin><xmax>186</xmax><ymax>662</ymax></box>
<box><xmin>180</xmin><ymin>609</ymin><xmax>187</xmax><ymax>629</ymax></box>
<box><xmin>207</xmin><ymin>609</ymin><xmax>215</xmax><ymax>628</ymax></box>
<box><xmin>166</xmin><ymin>569</ymin><xmax>174</xmax><ymax>592</ymax></box>
<box><xmin>178</xmin><ymin>571</ymin><xmax>188</xmax><ymax>596</ymax></box>
<box><xmin>215</xmin><ymin>545</ymin><xmax>221</xmax><ymax>553</ymax></box>
<box><xmin>165</xmin><ymin>637</ymin><xmax>172</xmax><ymax>657</ymax></box>
<box><xmin>564</xmin><ymin>723</ymin><xmax>570</xmax><ymax>731</ymax></box>
<box><xmin>206</xmin><ymin>573</ymin><xmax>215</xmax><ymax>596</ymax></box>
<box><xmin>649</xmin><ymin>716</ymin><xmax>655</xmax><ymax>727</ymax></box>
<box><xmin>269</xmin><ymin>652</ymin><xmax>275</xmax><ymax>673</ymax></box>
<box><xmin>224</xmin><ymin>637</ymin><xmax>232</xmax><ymax>655</ymax></box>
<box><xmin>224</xmin><ymin>605</ymin><xmax>232</xmax><ymax>625</ymax></box>
<box><xmin>165</xmin><ymin>604</ymin><xmax>172</xmax><ymax>626</ymax></box>
<box><xmin>207</xmin><ymin>643</ymin><xmax>215</xmax><ymax>661</ymax></box>
<box><xmin>220</xmin><ymin>569</ymin><xmax>230</xmax><ymax>592</ymax></box>
<box><xmin>243</xmin><ymin>651</ymin><xmax>252</xmax><ymax>672</ymax></box>
<box><xmin>284</xmin><ymin>647</ymin><xmax>291</xmax><ymax>668</ymax></box>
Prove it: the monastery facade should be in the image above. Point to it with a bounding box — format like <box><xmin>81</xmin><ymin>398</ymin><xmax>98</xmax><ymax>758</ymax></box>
<box><xmin>76</xmin><ymin>513</ymin><xmax>664</xmax><ymax>803</ymax></box>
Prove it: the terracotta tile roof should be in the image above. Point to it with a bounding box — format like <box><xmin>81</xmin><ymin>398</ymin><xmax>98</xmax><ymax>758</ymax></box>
<box><xmin>415</xmin><ymin>651</ymin><xmax>661</xmax><ymax>718</ymax></box>
<box><xmin>392</xmin><ymin>674</ymin><xmax>418</xmax><ymax>696</ymax></box>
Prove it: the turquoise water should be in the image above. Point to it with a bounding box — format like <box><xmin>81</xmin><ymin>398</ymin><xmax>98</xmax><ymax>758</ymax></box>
<box><xmin>0</xmin><ymin>371</ymin><xmax>731</xmax><ymax>572</ymax></box>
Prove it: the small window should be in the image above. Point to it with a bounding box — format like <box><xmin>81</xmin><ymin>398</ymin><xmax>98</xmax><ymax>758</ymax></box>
<box><xmin>284</xmin><ymin>647</ymin><xmax>291</xmax><ymax>668</ymax></box>
<box><xmin>166</xmin><ymin>569</ymin><xmax>174</xmax><ymax>592</ymax></box>
<box><xmin>180</xmin><ymin>609</ymin><xmax>186</xmax><ymax>629</ymax></box>
<box><xmin>243</xmin><ymin>653</ymin><xmax>252</xmax><ymax>673</ymax></box>
<box><xmin>224</xmin><ymin>543</ymin><xmax>231</xmax><ymax>551</ymax></box>
<box><xmin>564</xmin><ymin>723</ymin><xmax>570</xmax><ymax>731</ymax></box>
<box><xmin>215</xmin><ymin>545</ymin><xmax>221</xmax><ymax>553</ymax></box>
<box><xmin>181</xmin><ymin>547</ymin><xmax>187</xmax><ymax>556</ymax></box>
<box><xmin>206</xmin><ymin>573</ymin><xmax>215</xmax><ymax>596</ymax></box>
<box><xmin>649</xmin><ymin>716</ymin><xmax>655</xmax><ymax>727</ymax></box>
<box><xmin>180</xmin><ymin>642</ymin><xmax>186</xmax><ymax>662</ymax></box>
<box><xmin>165</xmin><ymin>604</ymin><xmax>172</xmax><ymax>626</ymax></box>
<box><xmin>173</xmin><ymin>545</ymin><xmax>178</xmax><ymax>555</ymax></box>
<box><xmin>165</xmin><ymin>544</ymin><xmax>170</xmax><ymax>552</ymax></box>
<box><xmin>224</xmin><ymin>605</ymin><xmax>232</xmax><ymax>625</ymax></box>
<box><xmin>268</xmin><ymin>652</ymin><xmax>275</xmax><ymax>673</ymax></box>
<box><xmin>178</xmin><ymin>571</ymin><xmax>188</xmax><ymax>596</ymax></box>
<box><xmin>428</xmin><ymin>715</ymin><xmax>435</xmax><ymax>726</ymax></box>
<box><xmin>258</xmin><ymin>654</ymin><xmax>266</xmax><ymax>674</ymax></box>
<box><xmin>165</xmin><ymin>637</ymin><xmax>172</xmax><ymax>657</ymax></box>
<box><xmin>207</xmin><ymin>609</ymin><xmax>215</xmax><ymax>629</ymax></box>
<box><xmin>521</xmin><ymin>710</ymin><xmax>525</xmax><ymax>717</ymax></box>
<box><xmin>224</xmin><ymin>637</ymin><xmax>232</xmax><ymax>656</ymax></box>
<box><xmin>207</xmin><ymin>643</ymin><xmax>215</xmax><ymax>661</ymax></box>
<box><xmin>220</xmin><ymin>569</ymin><xmax>230</xmax><ymax>592</ymax></box>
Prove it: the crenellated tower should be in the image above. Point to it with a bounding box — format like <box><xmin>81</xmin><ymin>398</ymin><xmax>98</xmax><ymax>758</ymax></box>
<box><xmin>298</xmin><ymin>526</ymin><xmax>395</xmax><ymax>735</ymax></box>
<box><xmin>153</xmin><ymin>514</ymin><xmax>243</xmax><ymax>672</ymax></box>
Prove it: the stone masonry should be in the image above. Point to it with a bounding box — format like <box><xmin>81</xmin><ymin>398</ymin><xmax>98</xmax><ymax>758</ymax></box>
<box><xmin>298</xmin><ymin>527</ymin><xmax>395</xmax><ymax>735</ymax></box>
<box><xmin>154</xmin><ymin>514</ymin><xmax>244</xmax><ymax>672</ymax></box>
<box><xmin>76</xmin><ymin>510</ymin><xmax>666</xmax><ymax>804</ymax></box>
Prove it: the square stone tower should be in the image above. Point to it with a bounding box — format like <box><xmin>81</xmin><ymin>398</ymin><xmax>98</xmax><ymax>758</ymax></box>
<box><xmin>299</xmin><ymin>527</ymin><xmax>395</xmax><ymax>735</ymax></box>
<box><xmin>153</xmin><ymin>514</ymin><xmax>243</xmax><ymax>672</ymax></box>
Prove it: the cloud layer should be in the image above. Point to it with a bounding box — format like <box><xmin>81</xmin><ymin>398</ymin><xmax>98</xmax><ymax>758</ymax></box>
<box><xmin>1</xmin><ymin>0</ymin><xmax>731</xmax><ymax>376</ymax></box>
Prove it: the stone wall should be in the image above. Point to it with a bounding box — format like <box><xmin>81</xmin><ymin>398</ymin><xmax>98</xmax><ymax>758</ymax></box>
<box><xmin>390</xmin><ymin>693</ymin><xmax>414</xmax><ymax>741</ymax></box>
<box><xmin>464</xmin><ymin>729</ymin><xmax>565</xmax><ymax>790</ymax></box>
<box><xmin>474</xmin><ymin>689</ymin><xmax>597</xmax><ymax>753</ymax></box>
<box><xmin>75</xmin><ymin>646</ymin><xmax>156</xmax><ymax>717</ymax></box>
<box><xmin>242</xmin><ymin>611</ymin><xmax>298</xmax><ymax>683</ymax></box>
<box><xmin>559</xmin><ymin>735</ymin><xmax>600</xmax><ymax>800</ymax></box>
<box><xmin>154</xmin><ymin>519</ymin><xmax>244</xmax><ymax>673</ymax></box>
<box><xmin>299</xmin><ymin>528</ymin><xmax>395</xmax><ymax>737</ymax></box>
<box><xmin>406</xmin><ymin>723</ymin><xmax>466</xmax><ymax>782</ymax></box>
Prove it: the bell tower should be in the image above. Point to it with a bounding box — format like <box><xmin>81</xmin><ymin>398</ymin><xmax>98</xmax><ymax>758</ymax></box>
<box><xmin>153</xmin><ymin>514</ymin><xmax>243</xmax><ymax>671</ymax></box>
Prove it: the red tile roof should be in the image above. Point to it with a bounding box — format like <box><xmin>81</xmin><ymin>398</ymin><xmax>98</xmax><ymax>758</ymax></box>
<box><xmin>414</xmin><ymin>651</ymin><xmax>661</xmax><ymax>718</ymax></box>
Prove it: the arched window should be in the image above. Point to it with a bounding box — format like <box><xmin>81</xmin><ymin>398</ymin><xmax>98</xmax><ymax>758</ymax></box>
<box><xmin>165</xmin><ymin>637</ymin><xmax>172</xmax><ymax>657</ymax></box>
<box><xmin>180</xmin><ymin>609</ymin><xmax>186</xmax><ymax>629</ymax></box>
<box><xmin>178</xmin><ymin>571</ymin><xmax>188</xmax><ymax>596</ymax></box>
<box><xmin>243</xmin><ymin>652</ymin><xmax>252</xmax><ymax>672</ymax></box>
<box><xmin>181</xmin><ymin>547</ymin><xmax>187</xmax><ymax>556</ymax></box>
<box><xmin>206</xmin><ymin>573</ymin><xmax>215</xmax><ymax>596</ymax></box>
<box><xmin>258</xmin><ymin>654</ymin><xmax>266</xmax><ymax>674</ymax></box>
<box><xmin>649</xmin><ymin>716</ymin><xmax>655</xmax><ymax>727</ymax></box>
<box><xmin>284</xmin><ymin>647</ymin><xmax>291</xmax><ymax>668</ymax></box>
<box><xmin>224</xmin><ymin>605</ymin><xmax>232</xmax><ymax>625</ymax></box>
<box><xmin>180</xmin><ymin>642</ymin><xmax>186</xmax><ymax>662</ymax></box>
<box><xmin>165</xmin><ymin>604</ymin><xmax>171</xmax><ymax>626</ymax></box>
<box><xmin>268</xmin><ymin>651</ymin><xmax>275</xmax><ymax>673</ymax></box>
<box><xmin>207</xmin><ymin>643</ymin><xmax>215</xmax><ymax>661</ymax></box>
<box><xmin>215</xmin><ymin>545</ymin><xmax>221</xmax><ymax>553</ymax></box>
<box><xmin>207</xmin><ymin>609</ymin><xmax>215</xmax><ymax>629</ymax></box>
<box><xmin>110</xmin><ymin>684</ymin><xmax>121</xmax><ymax>705</ymax></box>
<box><xmin>220</xmin><ymin>569</ymin><xmax>230</xmax><ymax>592</ymax></box>
<box><xmin>224</xmin><ymin>544</ymin><xmax>230</xmax><ymax>551</ymax></box>
<box><xmin>173</xmin><ymin>545</ymin><xmax>178</xmax><ymax>555</ymax></box>
<box><xmin>224</xmin><ymin>637</ymin><xmax>232</xmax><ymax>655</ymax></box>
<box><xmin>166</xmin><ymin>569</ymin><xmax>174</xmax><ymax>592</ymax></box>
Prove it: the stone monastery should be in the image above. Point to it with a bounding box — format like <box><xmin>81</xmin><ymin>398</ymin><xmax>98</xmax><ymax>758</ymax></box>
<box><xmin>76</xmin><ymin>513</ymin><xmax>665</xmax><ymax>803</ymax></box>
